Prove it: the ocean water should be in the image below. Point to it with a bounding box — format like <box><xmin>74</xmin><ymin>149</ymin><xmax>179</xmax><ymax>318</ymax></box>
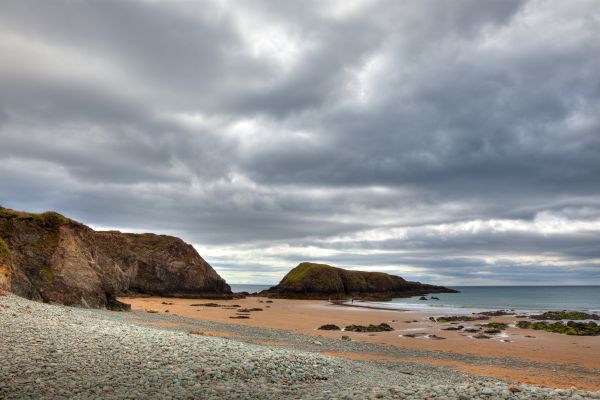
<box><xmin>230</xmin><ymin>284</ymin><xmax>600</xmax><ymax>314</ymax></box>
<box><xmin>369</xmin><ymin>286</ymin><xmax>600</xmax><ymax>314</ymax></box>
<box><xmin>229</xmin><ymin>284</ymin><xmax>272</xmax><ymax>294</ymax></box>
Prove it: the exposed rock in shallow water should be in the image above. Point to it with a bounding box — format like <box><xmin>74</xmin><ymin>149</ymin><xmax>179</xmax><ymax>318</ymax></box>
<box><xmin>260</xmin><ymin>262</ymin><xmax>458</xmax><ymax>300</ymax></box>
<box><xmin>0</xmin><ymin>207</ymin><xmax>231</xmax><ymax>309</ymax></box>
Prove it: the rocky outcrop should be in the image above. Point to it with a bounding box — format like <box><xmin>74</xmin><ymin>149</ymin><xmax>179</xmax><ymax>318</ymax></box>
<box><xmin>260</xmin><ymin>262</ymin><xmax>458</xmax><ymax>300</ymax></box>
<box><xmin>0</xmin><ymin>207</ymin><xmax>231</xmax><ymax>309</ymax></box>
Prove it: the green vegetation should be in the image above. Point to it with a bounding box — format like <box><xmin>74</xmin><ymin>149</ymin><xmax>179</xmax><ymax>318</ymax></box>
<box><xmin>529</xmin><ymin>311</ymin><xmax>599</xmax><ymax>321</ymax></box>
<box><xmin>344</xmin><ymin>323</ymin><xmax>394</xmax><ymax>332</ymax></box>
<box><xmin>0</xmin><ymin>238</ymin><xmax>11</xmax><ymax>259</ymax></box>
<box><xmin>517</xmin><ymin>320</ymin><xmax>600</xmax><ymax>336</ymax></box>
<box><xmin>0</xmin><ymin>208</ymin><xmax>71</xmax><ymax>225</ymax></box>
<box><xmin>40</xmin><ymin>266</ymin><xmax>54</xmax><ymax>283</ymax></box>
<box><xmin>281</xmin><ymin>262</ymin><xmax>328</xmax><ymax>284</ymax></box>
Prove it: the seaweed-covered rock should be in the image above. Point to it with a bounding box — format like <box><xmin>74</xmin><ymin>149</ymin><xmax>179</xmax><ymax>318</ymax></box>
<box><xmin>517</xmin><ymin>320</ymin><xmax>600</xmax><ymax>336</ymax></box>
<box><xmin>480</xmin><ymin>322</ymin><xmax>508</xmax><ymax>331</ymax></box>
<box><xmin>442</xmin><ymin>325</ymin><xmax>464</xmax><ymax>331</ymax></box>
<box><xmin>260</xmin><ymin>262</ymin><xmax>458</xmax><ymax>300</ymax></box>
<box><xmin>344</xmin><ymin>323</ymin><xmax>394</xmax><ymax>332</ymax></box>
<box><xmin>529</xmin><ymin>311</ymin><xmax>599</xmax><ymax>321</ymax></box>
<box><xmin>0</xmin><ymin>207</ymin><xmax>232</xmax><ymax>309</ymax></box>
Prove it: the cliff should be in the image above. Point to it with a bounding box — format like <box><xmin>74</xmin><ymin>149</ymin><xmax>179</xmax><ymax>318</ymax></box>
<box><xmin>0</xmin><ymin>237</ymin><xmax>12</xmax><ymax>292</ymax></box>
<box><xmin>0</xmin><ymin>207</ymin><xmax>231</xmax><ymax>309</ymax></box>
<box><xmin>261</xmin><ymin>262</ymin><xmax>458</xmax><ymax>300</ymax></box>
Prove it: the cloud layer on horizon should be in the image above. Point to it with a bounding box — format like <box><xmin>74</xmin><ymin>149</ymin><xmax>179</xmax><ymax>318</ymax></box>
<box><xmin>1</xmin><ymin>0</ymin><xmax>599</xmax><ymax>285</ymax></box>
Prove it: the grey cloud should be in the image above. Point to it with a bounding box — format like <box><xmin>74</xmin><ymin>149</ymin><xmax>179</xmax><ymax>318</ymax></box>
<box><xmin>0</xmin><ymin>0</ymin><xmax>599</xmax><ymax>284</ymax></box>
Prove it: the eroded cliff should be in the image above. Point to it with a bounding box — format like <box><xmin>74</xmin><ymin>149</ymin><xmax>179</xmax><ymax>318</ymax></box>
<box><xmin>0</xmin><ymin>207</ymin><xmax>231</xmax><ymax>309</ymax></box>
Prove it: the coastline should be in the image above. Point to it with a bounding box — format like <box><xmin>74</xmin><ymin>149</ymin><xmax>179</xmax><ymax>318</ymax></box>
<box><xmin>120</xmin><ymin>295</ymin><xmax>600</xmax><ymax>390</ymax></box>
<box><xmin>3</xmin><ymin>293</ymin><xmax>600</xmax><ymax>399</ymax></box>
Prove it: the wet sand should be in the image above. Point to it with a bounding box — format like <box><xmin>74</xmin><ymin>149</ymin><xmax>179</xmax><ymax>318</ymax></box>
<box><xmin>119</xmin><ymin>296</ymin><xmax>600</xmax><ymax>390</ymax></box>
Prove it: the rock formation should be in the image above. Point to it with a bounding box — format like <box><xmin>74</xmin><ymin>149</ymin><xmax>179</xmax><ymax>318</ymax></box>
<box><xmin>261</xmin><ymin>262</ymin><xmax>458</xmax><ymax>300</ymax></box>
<box><xmin>0</xmin><ymin>207</ymin><xmax>231</xmax><ymax>309</ymax></box>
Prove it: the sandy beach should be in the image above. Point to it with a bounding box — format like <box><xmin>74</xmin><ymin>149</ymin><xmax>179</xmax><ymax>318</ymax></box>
<box><xmin>120</xmin><ymin>295</ymin><xmax>600</xmax><ymax>391</ymax></box>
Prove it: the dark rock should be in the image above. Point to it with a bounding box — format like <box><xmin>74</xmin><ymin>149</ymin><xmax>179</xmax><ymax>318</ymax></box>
<box><xmin>344</xmin><ymin>323</ymin><xmax>394</xmax><ymax>332</ymax></box>
<box><xmin>341</xmin><ymin>335</ymin><xmax>351</xmax><ymax>341</ymax></box>
<box><xmin>0</xmin><ymin>206</ymin><xmax>232</xmax><ymax>309</ymax></box>
<box><xmin>107</xmin><ymin>296</ymin><xmax>131</xmax><ymax>311</ymax></box>
<box><xmin>427</xmin><ymin>334</ymin><xmax>446</xmax><ymax>340</ymax></box>
<box><xmin>318</xmin><ymin>324</ymin><xmax>341</xmax><ymax>331</ymax></box>
<box><xmin>430</xmin><ymin>296</ymin><xmax>440</xmax><ymax>300</ymax></box>
<box><xmin>258</xmin><ymin>262</ymin><xmax>458</xmax><ymax>300</ymax></box>
<box><xmin>477</xmin><ymin>322</ymin><xmax>507</xmax><ymax>335</ymax></box>
<box><xmin>237</xmin><ymin>308</ymin><xmax>263</xmax><ymax>312</ymax></box>
<box><xmin>229</xmin><ymin>315</ymin><xmax>250</xmax><ymax>319</ymax></box>
<box><xmin>442</xmin><ymin>325</ymin><xmax>464</xmax><ymax>331</ymax></box>
<box><xmin>434</xmin><ymin>315</ymin><xmax>489</xmax><ymax>323</ymax></box>
<box><xmin>479</xmin><ymin>310</ymin><xmax>515</xmax><ymax>316</ymax></box>
<box><xmin>484</xmin><ymin>329</ymin><xmax>502</xmax><ymax>334</ymax></box>
<box><xmin>473</xmin><ymin>333</ymin><xmax>492</xmax><ymax>339</ymax></box>
<box><xmin>402</xmin><ymin>333</ymin><xmax>426</xmax><ymax>338</ymax></box>
<box><xmin>419</xmin><ymin>296</ymin><xmax>428</xmax><ymax>301</ymax></box>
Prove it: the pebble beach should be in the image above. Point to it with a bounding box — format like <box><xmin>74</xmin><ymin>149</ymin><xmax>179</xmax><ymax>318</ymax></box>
<box><xmin>2</xmin><ymin>294</ymin><xmax>600</xmax><ymax>399</ymax></box>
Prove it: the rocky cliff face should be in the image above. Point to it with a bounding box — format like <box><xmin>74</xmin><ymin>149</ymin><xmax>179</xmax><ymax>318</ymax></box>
<box><xmin>261</xmin><ymin>262</ymin><xmax>458</xmax><ymax>300</ymax></box>
<box><xmin>0</xmin><ymin>237</ymin><xmax>12</xmax><ymax>292</ymax></box>
<box><xmin>0</xmin><ymin>207</ymin><xmax>231</xmax><ymax>309</ymax></box>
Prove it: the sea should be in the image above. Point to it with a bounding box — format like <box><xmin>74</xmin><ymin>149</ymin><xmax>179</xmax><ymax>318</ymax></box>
<box><xmin>230</xmin><ymin>284</ymin><xmax>600</xmax><ymax>315</ymax></box>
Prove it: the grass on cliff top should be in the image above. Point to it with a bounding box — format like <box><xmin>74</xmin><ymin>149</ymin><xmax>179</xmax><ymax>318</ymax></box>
<box><xmin>281</xmin><ymin>262</ymin><xmax>335</xmax><ymax>283</ymax></box>
<box><xmin>0</xmin><ymin>207</ymin><xmax>75</xmax><ymax>226</ymax></box>
<box><xmin>280</xmin><ymin>262</ymin><xmax>405</xmax><ymax>288</ymax></box>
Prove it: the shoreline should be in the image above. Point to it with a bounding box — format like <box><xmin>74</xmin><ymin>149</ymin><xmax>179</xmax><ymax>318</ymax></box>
<box><xmin>2</xmin><ymin>293</ymin><xmax>600</xmax><ymax>398</ymax></box>
<box><xmin>120</xmin><ymin>295</ymin><xmax>600</xmax><ymax>390</ymax></box>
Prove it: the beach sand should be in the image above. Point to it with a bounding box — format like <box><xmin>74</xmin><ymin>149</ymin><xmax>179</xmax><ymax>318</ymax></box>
<box><xmin>119</xmin><ymin>296</ymin><xmax>600</xmax><ymax>390</ymax></box>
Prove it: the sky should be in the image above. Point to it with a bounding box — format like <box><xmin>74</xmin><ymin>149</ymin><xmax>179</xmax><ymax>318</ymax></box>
<box><xmin>0</xmin><ymin>0</ymin><xmax>599</xmax><ymax>285</ymax></box>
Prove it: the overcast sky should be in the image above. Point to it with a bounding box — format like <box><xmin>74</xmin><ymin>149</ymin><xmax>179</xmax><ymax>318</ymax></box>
<box><xmin>1</xmin><ymin>0</ymin><xmax>599</xmax><ymax>285</ymax></box>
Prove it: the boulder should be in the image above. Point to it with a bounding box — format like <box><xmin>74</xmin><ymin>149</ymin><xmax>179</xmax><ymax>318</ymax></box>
<box><xmin>260</xmin><ymin>262</ymin><xmax>458</xmax><ymax>300</ymax></box>
<box><xmin>318</xmin><ymin>324</ymin><xmax>341</xmax><ymax>331</ymax></box>
<box><xmin>0</xmin><ymin>207</ymin><xmax>231</xmax><ymax>309</ymax></box>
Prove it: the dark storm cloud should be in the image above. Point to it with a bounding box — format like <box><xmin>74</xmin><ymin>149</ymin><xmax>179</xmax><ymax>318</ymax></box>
<box><xmin>0</xmin><ymin>0</ymin><xmax>599</xmax><ymax>284</ymax></box>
